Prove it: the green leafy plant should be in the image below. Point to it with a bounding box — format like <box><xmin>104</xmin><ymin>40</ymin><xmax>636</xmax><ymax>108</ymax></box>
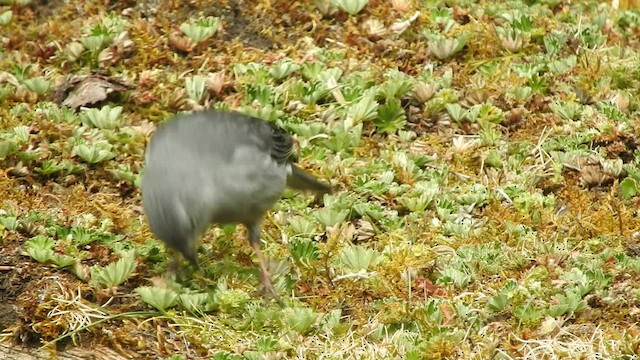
<box><xmin>322</xmin><ymin>123</ymin><xmax>363</xmax><ymax>153</ymax></box>
<box><xmin>179</xmin><ymin>293</ymin><xmax>210</xmax><ymax>314</ymax></box>
<box><xmin>64</xmin><ymin>42</ymin><xmax>85</xmax><ymax>62</ymax></box>
<box><xmin>0</xmin><ymin>216</ymin><xmax>19</xmax><ymax>231</ymax></box>
<box><xmin>281</xmin><ymin>307</ymin><xmax>319</xmax><ymax>335</ymax></box>
<box><xmin>620</xmin><ymin>177</ymin><xmax>638</xmax><ymax>199</ymax></box>
<box><xmin>548</xmin><ymin>290</ymin><xmax>588</xmax><ymax>317</ymax></box>
<box><xmin>446</xmin><ymin>103</ymin><xmax>466</xmax><ymax>123</ymax></box>
<box><xmin>547</xmin><ymin>55</ymin><xmax>576</xmax><ymax>74</ymax></box>
<box><xmin>23</xmin><ymin>77</ymin><xmax>51</xmax><ymax>95</ymax></box>
<box><xmin>109</xmin><ymin>164</ymin><xmax>139</xmax><ymax>184</ymax></box>
<box><xmin>81</xmin><ymin>105</ymin><xmax>123</xmax><ymax>129</ymax></box>
<box><xmin>287</xmin><ymin>215</ymin><xmax>318</xmax><ymax>235</ymax></box>
<box><xmin>425</xmin><ymin>33</ymin><xmax>470</xmax><ymax>61</ymax></box>
<box><xmin>487</xmin><ymin>292</ymin><xmax>509</xmax><ymax>313</ymax></box>
<box><xmin>320</xmin><ymin>309</ymin><xmax>344</xmax><ymax>335</ymax></box>
<box><xmin>74</xmin><ymin>141</ymin><xmax>116</xmax><ymax>164</ymax></box>
<box><xmin>515</xmin><ymin>302</ymin><xmax>544</xmax><ymax>326</ymax></box>
<box><xmin>313</xmin><ymin>208</ymin><xmax>349</xmax><ymax>227</ymax></box>
<box><xmin>24</xmin><ymin>235</ymin><xmax>55</xmax><ymax>263</ymax></box>
<box><xmin>510</xmin><ymin>86</ymin><xmax>532</xmax><ymax>102</ymax></box>
<box><xmin>269</xmin><ymin>59</ymin><xmax>298</xmax><ymax>81</ymax></box>
<box><xmin>91</xmin><ymin>252</ymin><xmax>137</xmax><ymax>289</ymax></box>
<box><xmin>543</xmin><ymin>31</ymin><xmax>567</xmax><ymax>55</ymax></box>
<box><xmin>549</xmin><ymin>101</ymin><xmax>582</xmax><ymax>121</ymax></box>
<box><xmin>495</xmin><ymin>26</ymin><xmax>526</xmax><ymax>52</ymax></box>
<box><xmin>180</xmin><ymin>16</ymin><xmax>220</xmax><ymax>44</ymax></box>
<box><xmin>331</xmin><ymin>0</ymin><xmax>368</xmax><ymax>15</ymax></box>
<box><xmin>338</xmin><ymin>244</ymin><xmax>381</xmax><ymax>273</ymax></box>
<box><xmin>136</xmin><ymin>286</ymin><xmax>179</xmax><ymax>311</ymax></box>
<box><xmin>0</xmin><ymin>10</ymin><xmax>12</xmax><ymax>26</ymax></box>
<box><xmin>375</xmin><ymin>98</ymin><xmax>406</xmax><ymax>134</ymax></box>
<box><xmin>50</xmin><ymin>253</ymin><xmax>76</xmax><ymax>268</ymax></box>
<box><xmin>211</xmin><ymin>281</ymin><xmax>251</xmax><ymax>314</ymax></box>
<box><xmin>0</xmin><ymin>139</ymin><xmax>19</xmax><ymax>159</ymax></box>
<box><xmin>80</xmin><ymin>34</ymin><xmax>111</xmax><ymax>51</ymax></box>
<box><xmin>289</xmin><ymin>238</ymin><xmax>320</xmax><ymax>267</ymax></box>
<box><xmin>345</xmin><ymin>91</ymin><xmax>379</xmax><ymax>128</ymax></box>
<box><xmin>185</xmin><ymin>75</ymin><xmax>207</xmax><ymax>104</ymax></box>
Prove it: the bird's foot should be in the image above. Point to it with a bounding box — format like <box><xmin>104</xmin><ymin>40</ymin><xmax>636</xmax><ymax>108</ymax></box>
<box><xmin>260</xmin><ymin>272</ymin><xmax>284</xmax><ymax>306</ymax></box>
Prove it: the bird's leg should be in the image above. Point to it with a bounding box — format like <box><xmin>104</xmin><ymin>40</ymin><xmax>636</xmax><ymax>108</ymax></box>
<box><xmin>166</xmin><ymin>246</ymin><xmax>197</xmax><ymax>282</ymax></box>
<box><xmin>168</xmin><ymin>253</ymin><xmax>181</xmax><ymax>273</ymax></box>
<box><xmin>159</xmin><ymin>250</ymin><xmax>180</xmax><ymax>284</ymax></box>
<box><xmin>246</xmin><ymin>223</ymin><xmax>283</xmax><ymax>305</ymax></box>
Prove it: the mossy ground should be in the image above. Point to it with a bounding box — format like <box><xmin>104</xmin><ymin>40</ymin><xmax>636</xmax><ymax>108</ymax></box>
<box><xmin>2</xmin><ymin>0</ymin><xmax>640</xmax><ymax>358</ymax></box>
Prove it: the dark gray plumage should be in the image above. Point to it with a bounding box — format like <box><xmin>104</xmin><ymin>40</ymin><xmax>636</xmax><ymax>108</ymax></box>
<box><xmin>140</xmin><ymin>110</ymin><xmax>331</xmax><ymax>302</ymax></box>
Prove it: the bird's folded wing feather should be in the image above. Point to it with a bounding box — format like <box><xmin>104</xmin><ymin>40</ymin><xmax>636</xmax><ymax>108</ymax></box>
<box><xmin>263</xmin><ymin>121</ymin><xmax>293</xmax><ymax>165</ymax></box>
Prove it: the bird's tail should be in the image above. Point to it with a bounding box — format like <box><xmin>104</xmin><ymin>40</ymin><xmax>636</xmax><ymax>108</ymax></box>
<box><xmin>286</xmin><ymin>164</ymin><xmax>332</xmax><ymax>195</ymax></box>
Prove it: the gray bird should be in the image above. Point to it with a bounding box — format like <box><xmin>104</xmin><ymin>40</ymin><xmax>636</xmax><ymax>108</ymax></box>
<box><xmin>140</xmin><ymin>110</ymin><xmax>331</xmax><ymax>302</ymax></box>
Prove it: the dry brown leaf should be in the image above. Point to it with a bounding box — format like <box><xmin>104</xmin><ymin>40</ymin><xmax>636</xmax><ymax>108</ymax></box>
<box><xmin>0</xmin><ymin>71</ymin><xmax>20</xmax><ymax>87</ymax></box>
<box><xmin>353</xmin><ymin>219</ymin><xmax>376</xmax><ymax>243</ymax></box>
<box><xmin>168</xmin><ymin>33</ymin><xmax>195</xmax><ymax>53</ymax></box>
<box><xmin>580</xmin><ymin>164</ymin><xmax>611</xmax><ymax>188</ymax></box>
<box><xmin>52</xmin><ymin>74</ymin><xmax>132</xmax><ymax>109</ymax></box>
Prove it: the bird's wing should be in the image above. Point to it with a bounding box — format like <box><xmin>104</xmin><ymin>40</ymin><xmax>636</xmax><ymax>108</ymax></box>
<box><xmin>263</xmin><ymin>121</ymin><xmax>293</xmax><ymax>165</ymax></box>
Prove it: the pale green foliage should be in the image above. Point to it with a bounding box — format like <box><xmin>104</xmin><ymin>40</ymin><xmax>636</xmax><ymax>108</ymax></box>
<box><xmin>239</xmin><ymin>104</ymin><xmax>283</xmax><ymax>122</ymax></box>
<box><xmin>496</xmin><ymin>26</ymin><xmax>526</xmax><ymax>52</ymax></box>
<box><xmin>289</xmin><ymin>238</ymin><xmax>320</xmax><ymax>266</ymax></box>
<box><xmin>180</xmin><ymin>16</ymin><xmax>220</xmax><ymax>43</ymax></box>
<box><xmin>397</xmin><ymin>190</ymin><xmax>436</xmax><ymax>213</ymax></box>
<box><xmin>487</xmin><ymin>292</ymin><xmax>509</xmax><ymax>313</ymax></box>
<box><xmin>313</xmin><ymin>208</ymin><xmax>349</xmax><ymax>227</ymax></box>
<box><xmin>23</xmin><ymin>77</ymin><xmax>51</xmax><ymax>95</ymax></box>
<box><xmin>12</xmin><ymin>126</ymin><xmax>29</xmax><ymax>142</ymax></box>
<box><xmin>339</xmin><ymin>244</ymin><xmax>381</xmax><ymax>273</ymax></box>
<box><xmin>50</xmin><ymin>253</ymin><xmax>77</xmax><ymax>268</ymax></box>
<box><xmin>185</xmin><ymin>75</ymin><xmax>207</xmax><ymax>103</ymax></box>
<box><xmin>74</xmin><ymin>141</ymin><xmax>116</xmax><ymax>163</ymax></box>
<box><xmin>426</xmin><ymin>33</ymin><xmax>470</xmax><ymax>60</ymax></box>
<box><xmin>136</xmin><ymin>286</ymin><xmax>179</xmax><ymax>311</ymax></box>
<box><xmin>0</xmin><ymin>139</ymin><xmax>18</xmax><ymax>159</ymax></box>
<box><xmin>320</xmin><ymin>309</ymin><xmax>343</xmax><ymax>335</ymax></box>
<box><xmin>548</xmin><ymin>290</ymin><xmax>587</xmax><ymax>316</ymax></box>
<box><xmin>91</xmin><ymin>252</ymin><xmax>137</xmax><ymax>289</ymax></box>
<box><xmin>212</xmin><ymin>281</ymin><xmax>251</xmax><ymax>314</ymax></box>
<box><xmin>179</xmin><ymin>293</ymin><xmax>210</xmax><ymax>314</ymax></box>
<box><xmin>281</xmin><ymin>307</ymin><xmax>319</xmax><ymax>335</ymax></box>
<box><xmin>322</xmin><ymin>123</ymin><xmax>362</xmax><ymax>152</ymax></box>
<box><xmin>269</xmin><ymin>59</ymin><xmax>299</xmax><ymax>80</ymax></box>
<box><xmin>345</xmin><ymin>90</ymin><xmax>379</xmax><ymax>128</ymax></box>
<box><xmin>0</xmin><ymin>10</ymin><xmax>12</xmax><ymax>26</ymax></box>
<box><xmin>0</xmin><ymin>216</ymin><xmax>19</xmax><ymax>231</ymax></box>
<box><xmin>331</xmin><ymin>0</ymin><xmax>368</xmax><ymax>15</ymax></box>
<box><xmin>80</xmin><ymin>35</ymin><xmax>111</xmax><ymax>51</ymax></box>
<box><xmin>64</xmin><ymin>42</ymin><xmax>85</xmax><ymax>62</ymax></box>
<box><xmin>620</xmin><ymin>177</ymin><xmax>638</xmax><ymax>199</ymax></box>
<box><xmin>24</xmin><ymin>235</ymin><xmax>55</xmax><ymax>263</ymax></box>
<box><xmin>287</xmin><ymin>216</ymin><xmax>318</xmax><ymax>235</ymax></box>
<box><xmin>438</xmin><ymin>267</ymin><xmax>471</xmax><ymax>289</ymax></box>
<box><xmin>109</xmin><ymin>164</ymin><xmax>139</xmax><ymax>184</ymax></box>
<box><xmin>510</xmin><ymin>86</ymin><xmax>532</xmax><ymax>101</ymax></box>
<box><xmin>81</xmin><ymin>105</ymin><xmax>123</xmax><ymax>129</ymax></box>
<box><xmin>445</xmin><ymin>103</ymin><xmax>466</xmax><ymax>123</ymax></box>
